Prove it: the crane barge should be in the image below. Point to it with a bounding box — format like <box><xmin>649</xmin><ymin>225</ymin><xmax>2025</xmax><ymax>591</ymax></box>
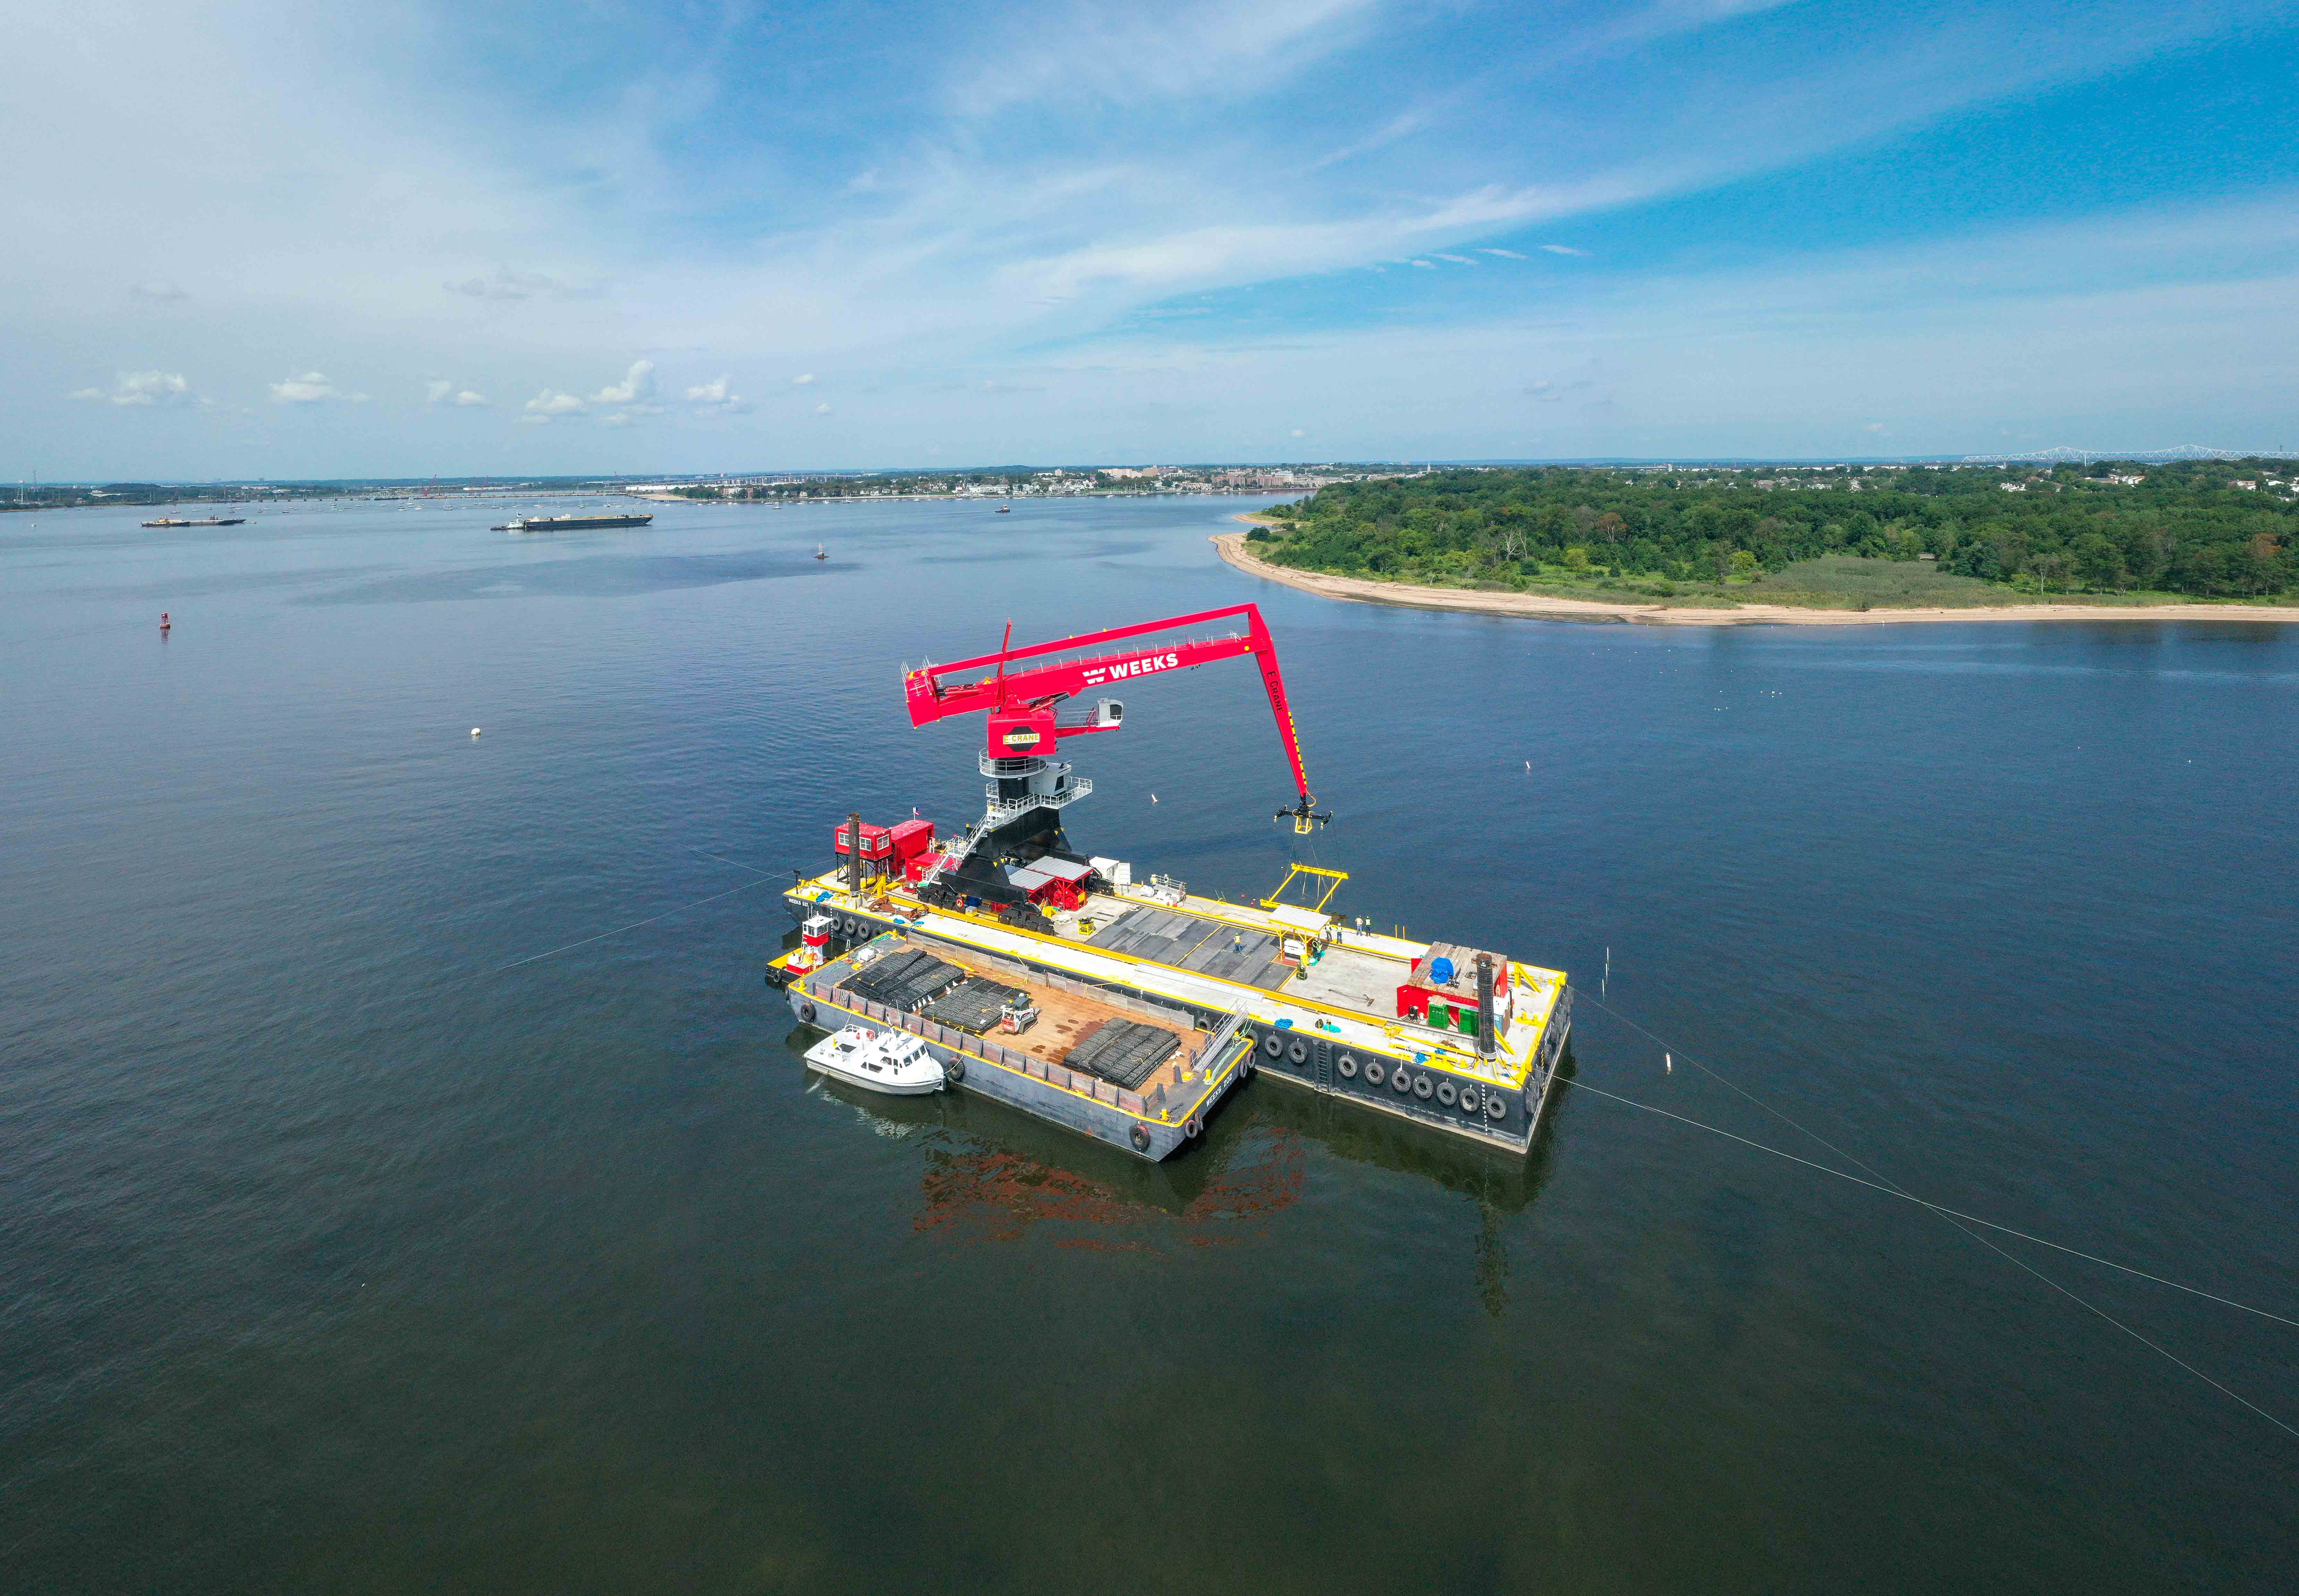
<box><xmin>768</xmin><ymin>603</ymin><xmax>1571</xmax><ymax>1161</ymax></box>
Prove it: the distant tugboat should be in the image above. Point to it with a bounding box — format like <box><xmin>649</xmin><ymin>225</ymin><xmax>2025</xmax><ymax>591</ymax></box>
<box><xmin>815</xmin><ymin>544</ymin><xmax>828</xmax><ymax>560</ymax></box>
<box><xmin>996</xmin><ymin>503</ymin><xmax>1011</xmax><ymax>513</ymax></box>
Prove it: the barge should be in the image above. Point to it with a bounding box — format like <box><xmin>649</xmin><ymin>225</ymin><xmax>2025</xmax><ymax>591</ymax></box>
<box><xmin>770</xmin><ymin>602</ymin><xmax>1571</xmax><ymax>1161</ymax></box>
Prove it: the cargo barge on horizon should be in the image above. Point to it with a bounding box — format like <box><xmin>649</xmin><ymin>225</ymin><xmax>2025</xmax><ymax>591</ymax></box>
<box><xmin>492</xmin><ymin>511</ymin><xmax>653</xmax><ymax>532</ymax></box>
<box><xmin>768</xmin><ymin>603</ymin><xmax>1571</xmax><ymax>1162</ymax></box>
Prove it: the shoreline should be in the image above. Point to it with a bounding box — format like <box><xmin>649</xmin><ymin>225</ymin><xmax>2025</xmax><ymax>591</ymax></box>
<box><xmin>1214</xmin><ymin>525</ymin><xmax>2299</xmax><ymax>627</ymax></box>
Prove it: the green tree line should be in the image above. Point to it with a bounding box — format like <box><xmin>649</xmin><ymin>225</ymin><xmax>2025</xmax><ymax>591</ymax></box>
<box><xmin>1252</xmin><ymin>462</ymin><xmax>2296</xmax><ymax>598</ymax></box>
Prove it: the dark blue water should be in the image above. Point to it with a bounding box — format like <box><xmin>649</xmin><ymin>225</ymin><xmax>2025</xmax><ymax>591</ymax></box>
<box><xmin>4</xmin><ymin>495</ymin><xmax>2295</xmax><ymax>1592</ymax></box>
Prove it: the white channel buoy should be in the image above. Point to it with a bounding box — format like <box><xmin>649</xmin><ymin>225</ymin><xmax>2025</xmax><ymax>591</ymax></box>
<box><xmin>471</xmin><ymin>727</ymin><xmax>482</xmax><ymax>738</ymax></box>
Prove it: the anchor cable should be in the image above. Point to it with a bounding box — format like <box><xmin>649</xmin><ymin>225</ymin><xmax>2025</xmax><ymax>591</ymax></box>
<box><xmin>1561</xmin><ymin>1075</ymin><xmax>2299</xmax><ymax>1439</ymax></box>
<box><xmin>1572</xmin><ymin>990</ymin><xmax>2299</xmax><ymax>1330</ymax></box>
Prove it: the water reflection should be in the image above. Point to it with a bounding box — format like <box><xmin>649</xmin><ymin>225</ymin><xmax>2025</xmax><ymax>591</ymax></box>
<box><xmin>786</xmin><ymin>1022</ymin><xmax>1569</xmax><ymax>1302</ymax></box>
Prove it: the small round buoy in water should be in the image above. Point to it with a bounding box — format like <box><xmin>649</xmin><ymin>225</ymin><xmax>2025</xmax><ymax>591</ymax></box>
<box><xmin>159</xmin><ymin>612</ymin><xmax>170</xmax><ymax>630</ymax></box>
<box><xmin>470</xmin><ymin>728</ymin><xmax>481</xmax><ymax>738</ymax></box>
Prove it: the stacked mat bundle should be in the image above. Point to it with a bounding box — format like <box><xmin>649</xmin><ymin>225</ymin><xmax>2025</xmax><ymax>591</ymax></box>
<box><xmin>921</xmin><ymin>976</ymin><xmax>1028</xmax><ymax>1035</ymax></box>
<box><xmin>1062</xmin><ymin>1019</ymin><xmax>1181</xmax><ymax>1090</ymax></box>
<box><xmin>845</xmin><ymin>948</ymin><xmax>965</xmax><ymax>1012</ymax></box>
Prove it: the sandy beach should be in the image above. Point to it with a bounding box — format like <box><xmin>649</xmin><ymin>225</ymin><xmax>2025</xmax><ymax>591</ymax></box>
<box><xmin>1214</xmin><ymin>526</ymin><xmax>2299</xmax><ymax>627</ymax></box>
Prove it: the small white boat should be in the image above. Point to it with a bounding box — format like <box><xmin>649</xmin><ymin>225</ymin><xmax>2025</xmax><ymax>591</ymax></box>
<box><xmin>802</xmin><ymin>1024</ymin><xmax>947</xmax><ymax>1095</ymax></box>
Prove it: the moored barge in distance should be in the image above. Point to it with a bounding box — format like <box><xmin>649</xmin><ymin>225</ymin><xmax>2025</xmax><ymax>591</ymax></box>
<box><xmin>492</xmin><ymin>512</ymin><xmax>653</xmax><ymax>532</ymax></box>
<box><xmin>769</xmin><ymin>603</ymin><xmax>1572</xmax><ymax>1162</ymax></box>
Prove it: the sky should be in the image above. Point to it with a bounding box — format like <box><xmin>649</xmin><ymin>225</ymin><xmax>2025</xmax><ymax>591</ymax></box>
<box><xmin>7</xmin><ymin>0</ymin><xmax>2299</xmax><ymax>478</ymax></box>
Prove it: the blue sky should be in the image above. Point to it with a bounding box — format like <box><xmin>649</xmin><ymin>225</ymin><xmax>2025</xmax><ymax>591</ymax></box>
<box><xmin>7</xmin><ymin>0</ymin><xmax>2299</xmax><ymax>477</ymax></box>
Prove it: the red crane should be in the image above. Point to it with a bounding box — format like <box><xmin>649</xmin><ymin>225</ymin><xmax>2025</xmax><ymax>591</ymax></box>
<box><xmin>904</xmin><ymin>603</ymin><xmax>1331</xmax><ymax>832</ymax></box>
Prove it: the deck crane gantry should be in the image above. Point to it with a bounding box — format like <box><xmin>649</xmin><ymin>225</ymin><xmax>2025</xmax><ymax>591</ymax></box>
<box><xmin>904</xmin><ymin>602</ymin><xmax>1331</xmax><ymax>836</ymax></box>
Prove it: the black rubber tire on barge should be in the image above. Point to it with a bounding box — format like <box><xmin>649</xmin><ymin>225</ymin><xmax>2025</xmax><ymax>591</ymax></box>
<box><xmin>1436</xmin><ymin>1081</ymin><xmax>1457</xmax><ymax>1106</ymax></box>
<box><xmin>1413</xmin><ymin>1075</ymin><xmax>1433</xmax><ymax>1099</ymax></box>
<box><xmin>1486</xmin><ymin>1095</ymin><xmax>1507</xmax><ymax>1120</ymax></box>
<box><xmin>1130</xmin><ymin>1124</ymin><xmax>1151</xmax><ymax>1153</ymax></box>
<box><xmin>1392</xmin><ymin>1070</ymin><xmax>1413</xmax><ymax>1095</ymax></box>
<box><xmin>1263</xmin><ymin>1032</ymin><xmax>1283</xmax><ymax>1059</ymax></box>
<box><xmin>798</xmin><ymin>1002</ymin><xmax>817</xmax><ymax>1025</ymax></box>
<box><xmin>1336</xmin><ymin>1053</ymin><xmax>1358</xmax><ymax>1078</ymax></box>
<box><xmin>1363</xmin><ymin>1061</ymin><xmax>1385</xmax><ymax>1086</ymax></box>
<box><xmin>1288</xmin><ymin>1039</ymin><xmax>1308</xmax><ymax>1064</ymax></box>
<box><xmin>944</xmin><ymin>1055</ymin><xmax>965</xmax><ymax>1085</ymax></box>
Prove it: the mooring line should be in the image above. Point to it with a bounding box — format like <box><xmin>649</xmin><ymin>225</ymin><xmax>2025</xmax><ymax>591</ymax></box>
<box><xmin>493</xmin><ymin>873</ymin><xmax>782</xmax><ymax>971</ymax></box>
<box><xmin>1573</xmin><ymin>991</ymin><xmax>2299</xmax><ymax>1331</ymax></box>
<box><xmin>1563</xmin><ymin>1076</ymin><xmax>2299</xmax><ymax>1439</ymax></box>
<box><xmin>683</xmin><ymin>844</ymin><xmax>777</xmax><ymax>876</ymax></box>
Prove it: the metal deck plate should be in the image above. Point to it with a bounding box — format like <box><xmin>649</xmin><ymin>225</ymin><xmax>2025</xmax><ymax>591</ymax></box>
<box><xmin>921</xmin><ymin>975</ymin><xmax>1026</xmax><ymax>1034</ymax></box>
<box><xmin>1063</xmin><ymin>1018</ymin><xmax>1181</xmax><ymax>1090</ymax></box>
<box><xmin>1087</xmin><ymin>908</ymin><xmax>1292</xmax><ymax>990</ymax></box>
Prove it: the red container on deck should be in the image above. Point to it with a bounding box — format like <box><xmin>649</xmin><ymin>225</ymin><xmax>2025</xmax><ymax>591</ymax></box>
<box><xmin>887</xmin><ymin>818</ymin><xmax>935</xmax><ymax>861</ymax></box>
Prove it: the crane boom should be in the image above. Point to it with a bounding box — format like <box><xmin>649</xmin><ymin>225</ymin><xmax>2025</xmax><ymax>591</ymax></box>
<box><xmin>904</xmin><ymin>603</ymin><xmax>1327</xmax><ymax>829</ymax></box>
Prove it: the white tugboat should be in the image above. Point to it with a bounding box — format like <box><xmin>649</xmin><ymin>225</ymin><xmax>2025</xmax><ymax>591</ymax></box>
<box><xmin>803</xmin><ymin>1024</ymin><xmax>949</xmax><ymax>1096</ymax></box>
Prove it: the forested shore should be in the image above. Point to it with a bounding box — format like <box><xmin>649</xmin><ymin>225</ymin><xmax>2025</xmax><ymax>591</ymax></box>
<box><xmin>1252</xmin><ymin>461</ymin><xmax>2296</xmax><ymax>601</ymax></box>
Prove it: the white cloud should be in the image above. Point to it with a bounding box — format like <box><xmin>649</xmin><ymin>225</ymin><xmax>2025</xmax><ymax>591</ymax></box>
<box><xmin>454</xmin><ymin>390</ymin><xmax>489</xmax><ymax>406</ymax></box>
<box><xmin>270</xmin><ymin>370</ymin><xmax>346</xmax><ymax>403</ymax></box>
<box><xmin>130</xmin><ymin>281</ymin><xmax>189</xmax><ymax>304</ymax></box>
<box><xmin>1478</xmin><ymin>248</ymin><xmax>1529</xmax><ymax>259</ymax></box>
<box><xmin>523</xmin><ymin>389</ymin><xmax>589</xmax><ymax>419</ymax></box>
<box><xmin>685</xmin><ymin>375</ymin><xmax>749</xmax><ymax>412</ymax></box>
<box><xmin>1432</xmin><ymin>253</ymin><xmax>1478</xmax><ymax>265</ymax></box>
<box><xmin>120</xmin><ymin>370</ymin><xmax>192</xmax><ymax>406</ymax></box>
<box><xmin>599</xmin><ymin>412</ymin><xmax>632</xmax><ymax>427</ymax></box>
<box><xmin>1409</xmin><ymin>259</ymin><xmax>1437</xmax><ymax>269</ymax></box>
<box><xmin>73</xmin><ymin>370</ymin><xmax>194</xmax><ymax>406</ymax></box>
<box><xmin>1866</xmin><ymin>422</ymin><xmax>1888</xmax><ymax>433</ymax></box>
<box><xmin>792</xmin><ymin>373</ymin><xmax>816</xmax><ymax>385</ymax></box>
<box><xmin>1291</xmin><ymin>427</ymin><xmax>1305</xmax><ymax>436</ymax></box>
<box><xmin>1540</xmin><ymin>244</ymin><xmax>1590</xmax><ymax>256</ymax></box>
<box><xmin>813</xmin><ymin>402</ymin><xmax>832</xmax><ymax>414</ymax></box>
<box><xmin>445</xmin><ymin>270</ymin><xmax>574</xmax><ymax>302</ymax></box>
<box><xmin>947</xmin><ymin>0</ymin><xmax>1379</xmax><ymax>114</ymax></box>
<box><xmin>425</xmin><ymin>379</ymin><xmax>453</xmax><ymax>403</ymax></box>
<box><xmin>589</xmin><ymin>360</ymin><xmax>655</xmax><ymax>404</ymax></box>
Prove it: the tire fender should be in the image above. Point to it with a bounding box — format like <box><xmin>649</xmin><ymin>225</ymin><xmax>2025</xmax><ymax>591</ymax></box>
<box><xmin>1413</xmin><ymin>1074</ymin><xmax>1433</xmax><ymax>1099</ymax></box>
<box><xmin>1288</xmin><ymin>1039</ymin><xmax>1308</xmax><ymax>1064</ymax></box>
<box><xmin>1436</xmin><ymin>1081</ymin><xmax>1457</xmax><ymax>1106</ymax></box>
<box><xmin>1262</xmin><ymin>1032</ymin><xmax>1284</xmax><ymax>1058</ymax></box>
<box><xmin>1363</xmin><ymin>1061</ymin><xmax>1385</xmax><ymax>1087</ymax></box>
<box><xmin>1183</xmin><ymin>1116</ymin><xmax>1202</xmax><ymax>1139</ymax></box>
<box><xmin>944</xmin><ymin>1054</ymin><xmax>965</xmax><ymax>1085</ymax></box>
<box><xmin>1336</xmin><ymin>1053</ymin><xmax>1358</xmax><ymax>1078</ymax></box>
<box><xmin>1129</xmin><ymin>1123</ymin><xmax>1152</xmax><ymax>1153</ymax></box>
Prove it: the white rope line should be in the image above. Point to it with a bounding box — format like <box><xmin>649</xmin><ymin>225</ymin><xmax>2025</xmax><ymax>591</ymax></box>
<box><xmin>1574</xmin><ymin>992</ymin><xmax>2299</xmax><ymax>1330</ymax></box>
<box><xmin>493</xmin><ymin>874</ymin><xmax>781</xmax><ymax>970</ymax></box>
<box><xmin>683</xmin><ymin>844</ymin><xmax>776</xmax><ymax>876</ymax></box>
<box><xmin>1561</xmin><ymin>1076</ymin><xmax>2299</xmax><ymax>1439</ymax></box>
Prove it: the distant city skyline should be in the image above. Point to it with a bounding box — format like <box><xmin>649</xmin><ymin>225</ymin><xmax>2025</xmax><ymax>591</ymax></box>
<box><xmin>8</xmin><ymin>0</ymin><xmax>2299</xmax><ymax>478</ymax></box>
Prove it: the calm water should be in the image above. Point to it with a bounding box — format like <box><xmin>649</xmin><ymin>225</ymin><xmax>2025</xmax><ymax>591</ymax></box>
<box><xmin>4</xmin><ymin>495</ymin><xmax>2296</xmax><ymax>1592</ymax></box>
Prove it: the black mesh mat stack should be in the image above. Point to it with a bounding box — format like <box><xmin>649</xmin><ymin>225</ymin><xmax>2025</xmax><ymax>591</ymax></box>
<box><xmin>921</xmin><ymin>976</ymin><xmax>1027</xmax><ymax>1035</ymax></box>
<box><xmin>846</xmin><ymin>949</ymin><xmax>965</xmax><ymax>1011</ymax></box>
<box><xmin>1062</xmin><ymin>1019</ymin><xmax>1181</xmax><ymax>1090</ymax></box>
